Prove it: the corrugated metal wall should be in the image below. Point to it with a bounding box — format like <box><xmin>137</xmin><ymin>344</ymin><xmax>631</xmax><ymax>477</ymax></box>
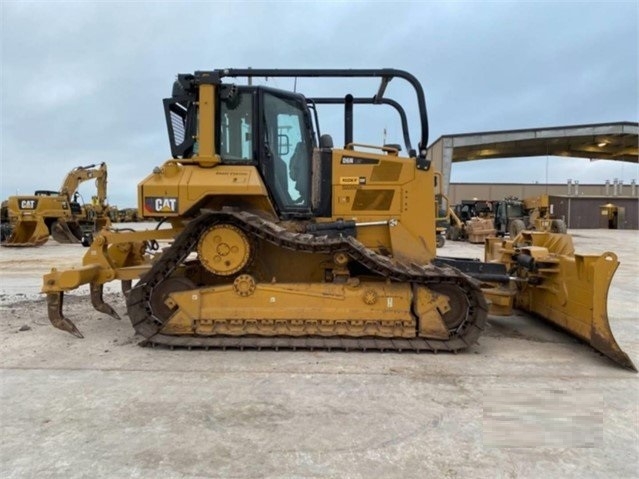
<box><xmin>448</xmin><ymin>184</ymin><xmax>638</xmax><ymax>229</ymax></box>
<box><xmin>548</xmin><ymin>196</ymin><xmax>638</xmax><ymax>229</ymax></box>
<box><xmin>449</xmin><ymin>182</ymin><xmax>638</xmax><ymax>204</ymax></box>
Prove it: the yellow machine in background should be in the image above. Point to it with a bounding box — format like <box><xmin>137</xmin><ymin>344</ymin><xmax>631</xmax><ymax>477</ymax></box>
<box><xmin>494</xmin><ymin>194</ymin><xmax>567</xmax><ymax>238</ymax></box>
<box><xmin>40</xmin><ymin>69</ymin><xmax>634</xmax><ymax>370</ymax></box>
<box><xmin>2</xmin><ymin>163</ymin><xmax>111</xmax><ymax>247</ymax></box>
<box><xmin>0</xmin><ymin>200</ymin><xmax>11</xmax><ymax>242</ymax></box>
<box><xmin>445</xmin><ymin>199</ymin><xmax>497</xmax><ymax>244</ymax></box>
<box><xmin>115</xmin><ymin>208</ymin><xmax>140</xmax><ymax>222</ymax></box>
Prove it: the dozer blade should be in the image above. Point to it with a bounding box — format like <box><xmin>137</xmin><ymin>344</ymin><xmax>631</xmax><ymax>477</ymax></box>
<box><xmin>526</xmin><ymin>251</ymin><xmax>636</xmax><ymax>371</ymax></box>
<box><xmin>46</xmin><ymin>292</ymin><xmax>84</xmax><ymax>338</ymax></box>
<box><xmin>51</xmin><ymin>220</ymin><xmax>82</xmax><ymax>244</ymax></box>
<box><xmin>1</xmin><ymin>217</ymin><xmax>49</xmax><ymax>247</ymax></box>
<box><xmin>486</xmin><ymin>233</ymin><xmax>636</xmax><ymax>371</ymax></box>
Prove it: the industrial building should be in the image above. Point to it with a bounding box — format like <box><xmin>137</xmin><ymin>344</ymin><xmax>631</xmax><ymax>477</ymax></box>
<box><xmin>428</xmin><ymin>122</ymin><xmax>638</xmax><ymax>229</ymax></box>
<box><xmin>448</xmin><ymin>182</ymin><xmax>638</xmax><ymax>229</ymax></box>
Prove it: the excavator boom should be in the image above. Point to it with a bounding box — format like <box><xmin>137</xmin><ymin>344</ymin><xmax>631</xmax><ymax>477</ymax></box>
<box><xmin>59</xmin><ymin>163</ymin><xmax>109</xmax><ymax>214</ymax></box>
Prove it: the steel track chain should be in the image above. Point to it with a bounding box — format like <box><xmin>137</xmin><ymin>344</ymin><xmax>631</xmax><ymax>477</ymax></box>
<box><xmin>126</xmin><ymin>211</ymin><xmax>488</xmax><ymax>352</ymax></box>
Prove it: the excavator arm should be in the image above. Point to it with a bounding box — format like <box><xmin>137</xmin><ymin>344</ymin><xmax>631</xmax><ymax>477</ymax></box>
<box><xmin>53</xmin><ymin>162</ymin><xmax>111</xmax><ymax>243</ymax></box>
<box><xmin>59</xmin><ymin>163</ymin><xmax>109</xmax><ymax>214</ymax></box>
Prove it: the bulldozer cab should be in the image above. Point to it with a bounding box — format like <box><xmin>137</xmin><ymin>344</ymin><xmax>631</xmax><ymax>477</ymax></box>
<box><xmin>165</xmin><ymin>82</ymin><xmax>315</xmax><ymax>218</ymax></box>
<box><xmin>161</xmin><ymin>69</ymin><xmax>430</xmax><ymax>222</ymax></box>
<box><xmin>165</xmin><ymin>82</ymin><xmax>315</xmax><ymax>217</ymax></box>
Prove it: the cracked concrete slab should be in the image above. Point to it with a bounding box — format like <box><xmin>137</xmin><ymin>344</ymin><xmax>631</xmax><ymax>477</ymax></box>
<box><xmin>0</xmin><ymin>227</ymin><xmax>637</xmax><ymax>478</ymax></box>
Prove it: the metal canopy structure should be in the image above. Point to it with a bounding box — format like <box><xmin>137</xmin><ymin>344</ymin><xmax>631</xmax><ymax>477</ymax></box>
<box><xmin>428</xmin><ymin>121</ymin><xmax>639</xmax><ymax>197</ymax></box>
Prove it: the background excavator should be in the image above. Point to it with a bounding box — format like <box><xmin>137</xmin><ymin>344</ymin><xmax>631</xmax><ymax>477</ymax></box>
<box><xmin>2</xmin><ymin>163</ymin><xmax>111</xmax><ymax>246</ymax></box>
<box><xmin>41</xmin><ymin>69</ymin><xmax>634</xmax><ymax>370</ymax></box>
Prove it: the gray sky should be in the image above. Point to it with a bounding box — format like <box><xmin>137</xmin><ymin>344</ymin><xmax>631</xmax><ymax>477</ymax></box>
<box><xmin>1</xmin><ymin>1</ymin><xmax>637</xmax><ymax>207</ymax></box>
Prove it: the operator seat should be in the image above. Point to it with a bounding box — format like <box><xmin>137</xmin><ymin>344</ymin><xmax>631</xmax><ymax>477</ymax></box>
<box><xmin>273</xmin><ymin>153</ymin><xmax>294</xmax><ymax>205</ymax></box>
<box><xmin>290</xmin><ymin>142</ymin><xmax>310</xmax><ymax>201</ymax></box>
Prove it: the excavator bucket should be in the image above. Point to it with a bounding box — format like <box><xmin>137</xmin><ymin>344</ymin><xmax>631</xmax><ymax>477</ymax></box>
<box><xmin>485</xmin><ymin>232</ymin><xmax>636</xmax><ymax>371</ymax></box>
<box><xmin>1</xmin><ymin>215</ymin><xmax>49</xmax><ymax>247</ymax></box>
<box><xmin>50</xmin><ymin>220</ymin><xmax>83</xmax><ymax>244</ymax></box>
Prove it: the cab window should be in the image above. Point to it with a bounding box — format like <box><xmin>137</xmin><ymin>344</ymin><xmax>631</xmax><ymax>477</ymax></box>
<box><xmin>263</xmin><ymin>93</ymin><xmax>312</xmax><ymax>209</ymax></box>
<box><xmin>219</xmin><ymin>92</ymin><xmax>253</xmax><ymax>161</ymax></box>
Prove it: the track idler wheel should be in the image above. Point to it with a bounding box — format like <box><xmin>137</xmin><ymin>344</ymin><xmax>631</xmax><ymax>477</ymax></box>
<box><xmin>429</xmin><ymin>283</ymin><xmax>470</xmax><ymax>332</ymax></box>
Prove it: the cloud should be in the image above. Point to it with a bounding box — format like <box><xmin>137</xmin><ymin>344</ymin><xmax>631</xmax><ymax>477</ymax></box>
<box><xmin>1</xmin><ymin>1</ymin><xmax>637</xmax><ymax>207</ymax></box>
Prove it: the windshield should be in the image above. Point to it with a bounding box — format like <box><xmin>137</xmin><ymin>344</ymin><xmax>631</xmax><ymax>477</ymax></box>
<box><xmin>263</xmin><ymin>92</ymin><xmax>313</xmax><ymax>209</ymax></box>
<box><xmin>508</xmin><ymin>203</ymin><xmax>524</xmax><ymax>217</ymax></box>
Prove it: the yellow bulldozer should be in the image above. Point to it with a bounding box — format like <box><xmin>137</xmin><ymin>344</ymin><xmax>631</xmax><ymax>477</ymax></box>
<box><xmin>40</xmin><ymin>69</ymin><xmax>634</xmax><ymax>370</ymax></box>
<box><xmin>2</xmin><ymin>163</ymin><xmax>111</xmax><ymax>247</ymax></box>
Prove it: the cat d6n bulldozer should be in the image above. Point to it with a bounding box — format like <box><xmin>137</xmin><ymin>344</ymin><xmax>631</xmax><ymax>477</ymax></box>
<box><xmin>41</xmin><ymin>69</ymin><xmax>634</xmax><ymax>370</ymax></box>
<box><xmin>2</xmin><ymin>163</ymin><xmax>111</xmax><ymax>246</ymax></box>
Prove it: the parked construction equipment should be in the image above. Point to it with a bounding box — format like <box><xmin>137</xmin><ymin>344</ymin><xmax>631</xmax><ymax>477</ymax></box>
<box><xmin>116</xmin><ymin>208</ymin><xmax>141</xmax><ymax>222</ymax></box>
<box><xmin>0</xmin><ymin>201</ymin><xmax>11</xmax><ymax>242</ymax></box>
<box><xmin>446</xmin><ymin>200</ymin><xmax>496</xmax><ymax>243</ymax></box>
<box><xmin>494</xmin><ymin>194</ymin><xmax>567</xmax><ymax>237</ymax></box>
<box><xmin>40</xmin><ymin>69</ymin><xmax>634</xmax><ymax>370</ymax></box>
<box><xmin>2</xmin><ymin>163</ymin><xmax>111</xmax><ymax>247</ymax></box>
